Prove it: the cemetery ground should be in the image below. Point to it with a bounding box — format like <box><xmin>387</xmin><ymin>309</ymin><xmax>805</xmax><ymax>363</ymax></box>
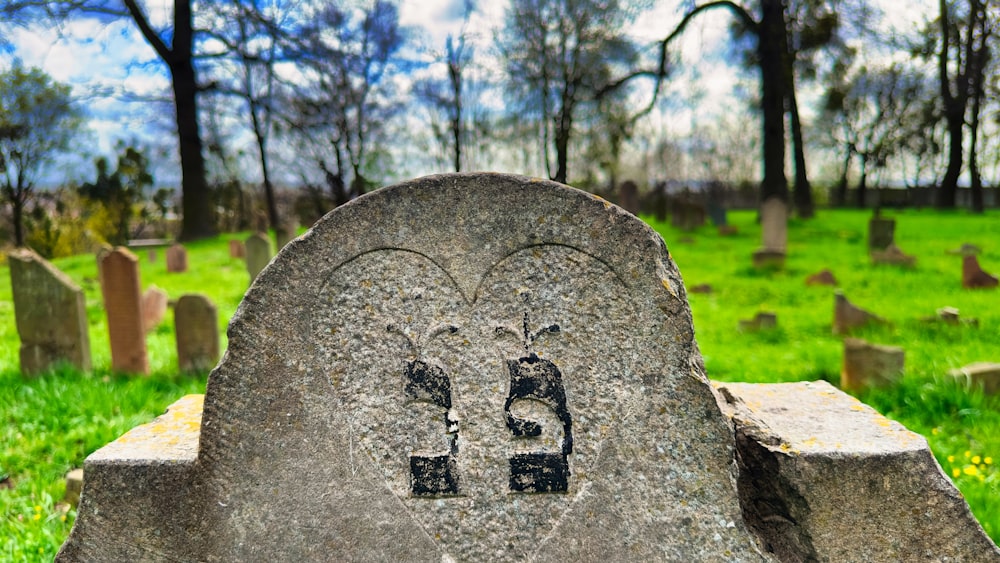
<box><xmin>1</xmin><ymin>208</ymin><xmax>998</xmax><ymax>560</ymax></box>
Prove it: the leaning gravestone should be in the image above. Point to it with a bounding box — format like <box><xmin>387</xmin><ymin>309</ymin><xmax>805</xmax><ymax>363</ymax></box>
<box><xmin>245</xmin><ymin>232</ymin><xmax>273</xmax><ymax>281</ymax></box>
<box><xmin>60</xmin><ymin>174</ymin><xmax>767</xmax><ymax>561</ymax></box>
<box><xmin>174</xmin><ymin>294</ymin><xmax>220</xmax><ymax>373</ymax></box>
<box><xmin>99</xmin><ymin>248</ymin><xmax>149</xmax><ymax>374</ymax></box>
<box><xmin>8</xmin><ymin>248</ymin><xmax>92</xmax><ymax>374</ymax></box>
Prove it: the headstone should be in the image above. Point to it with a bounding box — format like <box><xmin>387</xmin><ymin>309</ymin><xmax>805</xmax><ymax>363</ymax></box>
<box><xmin>8</xmin><ymin>248</ymin><xmax>92</xmax><ymax>374</ymax></box>
<box><xmin>718</xmin><ymin>224</ymin><xmax>739</xmax><ymax>236</ymax></box>
<box><xmin>716</xmin><ymin>380</ymin><xmax>999</xmax><ymax>562</ymax></box>
<box><xmin>921</xmin><ymin>306</ymin><xmax>978</xmax><ymax>327</ymax></box>
<box><xmin>707</xmin><ymin>203</ymin><xmax>727</xmax><ymax>227</ymax></box>
<box><xmin>962</xmin><ymin>255</ymin><xmax>999</xmax><ymax>289</ymax></box>
<box><xmin>229</xmin><ymin>239</ymin><xmax>246</xmax><ymax>259</ymax></box>
<box><xmin>617</xmin><ymin>180</ymin><xmax>639</xmax><ymax>215</ymax></box>
<box><xmin>60</xmin><ymin>174</ymin><xmax>769</xmax><ymax>561</ymax></box>
<box><xmin>871</xmin><ymin>243</ymin><xmax>916</xmax><ymax>267</ymax></box>
<box><xmin>63</xmin><ymin>468</ymin><xmax>84</xmax><ymax>508</ymax></box>
<box><xmin>946</xmin><ymin>243</ymin><xmax>981</xmax><ymax>256</ymax></box>
<box><xmin>739</xmin><ymin>311</ymin><xmax>777</xmax><ymax>332</ymax></box>
<box><xmin>670</xmin><ymin>198</ymin><xmax>706</xmax><ymax>231</ymax></box>
<box><xmin>165</xmin><ymin>243</ymin><xmax>188</xmax><ymax>273</ymax></box>
<box><xmin>805</xmin><ymin>269</ymin><xmax>837</xmax><ymax>286</ymax></box>
<box><xmin>245</xmin><ymin>232</ymin><xmax>273</xmax><ymax>281</ymax></box>
<box><xmin>99</xmin><ymin>248</ymin><xmax>149</xmax><ymax>374</ymax></box>
<box><xmin>174</xmin><ymin>294</ymin><xmax>220</xmax><ymax>373</ymax></box>
<box><xmin>949</xmin><ymin>362</ymin><xmax>1000</xmax><ymax>395</ymax></box>
<box><xmin>833</xmin><ymin>291</ymin><xmax>886</xmax><ymax>335</ymax></box>
<box><xmin>867</xmin><ymin>216</ymin><xmax>895</xmax><ymax>251</ymax></box>
<box><xmin>140</xmin><ymin>286</ymin><xmax>169</xmax><ymax>334</ymax></box>
<box><xmin>841</xmin><ymin>338</ymin><xmax>904</xmax><ymax>391</ymax></box>
<box><xmin>753</xmin><ymin>197</ymin><xmax>787</xmax><ymax>268</ymax></box>
<box><xmin>689</xmin><ymin>283</ymin><xmax>713</xmax><ymax>294</ymax></box>
<box><xmin>147</xmin><ymin>249</ymin><xmax>157</xmax><ymax>263</ymax></box>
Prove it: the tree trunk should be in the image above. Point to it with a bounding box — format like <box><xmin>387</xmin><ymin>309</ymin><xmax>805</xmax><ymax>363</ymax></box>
<box><xmin>758</xmin><ymin>0</ymin><xmax>789</xmax><ymax>203</ymax></box>
<box><xmin>11</xmin><ymin>188</ymin><xmax>25</xmax><ymax>247</ymax></box>
<box><xmin>835</xmin><ymin>143</ymin><xmax>852</xmax><ymax>207</ymax></box>
<box><xmin>788</xmin><ymin>69</ymin><xmax>813</xmax><ymax>217</ymax></box>
<box><xmin>553</xmin><ymin>110</ymin><xmax>571</xmax><ymax>184</ymax></box>
<box><xmin>856</xmin><ymin>156</ymin><xmax>868</xmax><ymax>209</ymax></box>
<box><xmin>250</xmin><ymin>100</ymin><xmax>280</xmax><ymax>231</ymax></box>
<box><xmin>938</xmin><ymin>106</ymin><xmax>964</xmax><ymax>209</ymax></box>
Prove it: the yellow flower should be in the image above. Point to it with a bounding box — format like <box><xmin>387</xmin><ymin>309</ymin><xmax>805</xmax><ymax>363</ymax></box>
<box><xmin>972</xmin><ymin>455</ymin><xmax>981</xmax><ymax>465</ymax></box>
<box><xmin>947</xmin><ymin>455</ymin><xmax>955</xmax><ymax>463</ymax></box>
<box><xmin>60</xmin><ymin>515</ymin><xmax>67</xmax><ymax>522</ymax></box>
<box><xmin>33</xmin><ymin>513</ymin><xmax>41</xmax><ymax>521</ymax></box>
<box><xmin>953</xmin><ymin>468</ymin><xmax>961</xmax><ymax>478</ymax></box>
<box><xmin>963</xmin><ymin>465</ymin><xmax>979</xmax><ymax>476</ymax></box>
<box><xmin>985</xmin><ymin>457</ymin><xmax>993</xmax><ymax>465</ymax></box>
<box><xmin>932</xmin><ymin>427</ymin><xmax>940</xmax><ymax>435</ymax></box>
<box><xmin>965</xmin><ymin>450</ymin><xmax>972</xmax><ymax>458</ymax></box>
<box><xmin>34</xmin><ymin>505</ymin><xmax>41</xmax><ymax>512</ymax></box>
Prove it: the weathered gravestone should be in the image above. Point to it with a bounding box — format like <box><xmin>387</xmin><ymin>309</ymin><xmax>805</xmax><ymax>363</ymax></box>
<box><xmin>752</xmin><ymin>197</ymin><xmax>787</xmax><ymax>268</ymax></box>
<box><xmin>8</xmin><ymin>248</ymin><xmax>92</xmax><ymax>374</ymax></box>
<box><xmin>174</xmin><ymin>294</ymin><xmax>220</xmax><ymax>373</ymax></box>
<box><xmin>60</xmin><ymin>174</ymin><xmax>768</xmax><ymax>561</ymax></box>
<box><xmin>867</xmin><ymin>216</ymin><xmax>895</xmax><ymax>251</ymax></box>
<box><xmin>140</xmin><ymin>285</ymin><xmax>169</xmax><ymax>334</ymax></box>
<box><xmin>833</xmin><ymin>291</ymin><xmax>887</xmax><ymax>335</ymax></box>
<box><xmin>99</xmin><ymin>248</ymin><xmax>149</xmax><ymax>374</ymax></box>
<box><xmin>165</xmin><ymin>243</ymin><xmax>188</xmax><ymax>273</ymax></box>
<box><xmin>962</xmin><ymin>255</ymin><xmax>999</xmax><ymax>289</ymax></box>
<box><xmin>617</xmin><ymin>179</ymin><xmax>639</xmax><ymax>215</ymax></box>
<box><xmin>60</xmin><ymin>174</ymin><xmax>1000</xmax><ymax>562</ymax></box>
<box><xmin>228</xmin><ymin>239</ymin><xmax>246</xmax><ymax>259</ymax></box>
<box><xmin>245</xmin><ymin>232</ymin><xmax>273</xmax><ymax>281</ymax></box>
<box><xmin>841</xmin><ymin>338</ymin><xmax>905</xmax><ymax>392</ymax></box>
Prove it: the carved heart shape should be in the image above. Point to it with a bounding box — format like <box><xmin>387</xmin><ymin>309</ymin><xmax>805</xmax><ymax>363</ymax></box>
<box><xmin>314</xmin><ymin>245</ymin><xmax>637</xmax><ymax>560</ymax></box>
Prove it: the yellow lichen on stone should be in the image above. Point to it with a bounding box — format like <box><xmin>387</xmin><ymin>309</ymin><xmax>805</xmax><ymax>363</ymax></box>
<box><xmin>91</xmin><ymin>394</ymin><xmax>204</xmax><ymax>463</ymax></box>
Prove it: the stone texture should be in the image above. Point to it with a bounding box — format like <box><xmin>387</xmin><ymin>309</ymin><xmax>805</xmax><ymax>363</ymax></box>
<box><xmin>871</xmin><ymin>243</ymin><xmax>916</xmax><ymax>267</ymax></box>
<box><xmin>962</xmin><ymin>255</ymin><xmax>999</xmax><ymax>289</ymax></box>
<box><xmin>949</xmin><ymin>362</ymin><xmax>1000</xmax><ymax>395</ymax></box>
<box><xmin>739</xmin><ymin>312</ymin><xmax>777</xmax><ymax>332</ymax></box>
<box><xmin>867</xmin><ymin>217</ymin><xmax>895</xmax><ymax>250</ymax></box>
<box><xmin>833</xmin><ymin>291</ymin><xmax>886</xmax><ymax>335</ymax></box>
<box><xmin>245</xmin><ymin>232</ymin><xmax>273</xmax><ymax>281</ymax></box>
<box><xmin>715</xmin><ymin>380</ymin><xmax>1000</xmax><ymax>563</ymax></box>
<box><xmin>805</xmin><ymin>269</ymin><xmax>837</xmax><ymax>286</ymax></box>
<box><xmin>228</xmin><ymin>239</ymin><xmax>246</xmax><ymax>259</ymax></box>
<box><xmin>60</xmin><ymin>174</ymin><xmax>769</xmax><ymax>562</ymax></box>
<box><xmin>63</xmin><ymin>469</ymin><xmax>84</xmax><ymax>508</ymax></box>
<box><xmin>617</xmin><ymin>179</ymin><xmax>639</xmax><ymax>215</ymax></box>
<box><xmin>165</xmin><ymin>243</ymin><xmax>188</xmax><ymax>273</ymax></box>
<box><xmin>174</xmin><ymin>294</ymin><xmax>220</xmax><ymax>373</ymax></box>
<box><xmin>841</xmin><ymin>338</ymin><xmax>904</xmax><ymax>391</ymax></box>
<box><xmin>140</xmin><ymin>286</ymin><xmax>169</xmax><ymax>334</ymax></box>
<box><xmin>99</xmin><ymin>248</ymin><xmax>149</xmax><ymax>374</ymax></box>
<box><xmin>8</xmin><ymin>248</ymin><xmax>92</xmax><ymax>374</ymax></box>
<box><xmin>760</xmin><ymin>197</ymin><xmax>787</xmax><ymax>253</ymax></box>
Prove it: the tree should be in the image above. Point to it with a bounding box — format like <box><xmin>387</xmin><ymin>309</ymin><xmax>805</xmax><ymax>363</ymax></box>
<box><xmin>0</xmin><ymin>64</ymin><xmax>82</xmax><ymax>247</ymax></box>
<box><xmin>1</xmin><ymin>1</ymin><xmax>215</xmax><ymax>240</ymax></box>
<box><xmin>497</xmin><ymin>0</ymin><xmax>638</xmax><ymax>184</ymax></box>
<box><xmin>78</xmin><ymin>145</ymin><xmax>154</xmax><ymax>245</ymax></box>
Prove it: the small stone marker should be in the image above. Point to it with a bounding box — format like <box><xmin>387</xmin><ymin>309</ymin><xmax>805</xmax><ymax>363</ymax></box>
<box><xmin>753</xmin><ymin>197</ymin><xmax>787</xmax><ymax>268</ymax></box>
<box><xmin>949</xmin><ymin>362</ymin><xmax>1000</xmax><ymax>395</ymax></box>
<box><xmin>617</xmin><ymin>179</ymin><xmax>639</xmax><ymax>215</ymax></box>
<box><xmin>707</xmin><ymin>202</ymin><xmax>727</xmax><ymax>227</ymax></box>
<box><xmin>947</xmin><ymin>242</ymin><xmax>981</xmax><ymax>256</ymax></box>
<box><xmin>8</xmin><ymin>248</ymin><xmax>92</xmax><ymax>374</ymax></box>
<box><xmin>871</xmin><ymin>243</ymin><xmax>916</xmax><ymax>267</ymax></box>
<box><xmin>833</xmin><ymin>291</ymin><xmax>886</xmax><ymax>335</ymax></box>
<box><xmin>739</xmin><ymin>311</ymin><xmax>777</xmax><ymax>331</ymax></box>
<box><xmin>805</xmin><ymin>269</ymin><xmax>837</xmax><ymax>286</ymax></box>
<box><xmin>962</xmin><ymin>255</ymin><xmax>999</xmax><ymax>289</ymax></box>
<box><xmin>841</xmin><ymin>338</ymin><xmax>904</xmax><ymax>391</ymax></box>
<box><xmin>62</xmin><ymin>469</ymin><xmax>84</xmax><ymax>508</ymax></box>
<box><xmin>174</xmin><ymin>294</ymin><xmax>220</xmax><ymax>373</ymax></box>
<box><xmin>228</xmin><ymin>239</ymin><xmax>246</xmax><ymax>259</ymax></box>
<box><xmin>718</xmin><ymin>224</ymin><xmax>739</xmax><ymax>236</ymax></box>
<box><xmin>921</xmin><ymin>306</ymin><xmax>978</xmax><ymax>327</ymax></box>
<box><xmin>99</xmin><ymin>248</ymin><xmax>149</xmax><ymax>374</ymax></box>
<box><xmin>140</xmin><ymin>286</ymin><xmax>169</xmax><ymax>334</ymax></box>
<box><xmin>245</xmin><ymin>232</ymin><xmax>273</xmax><ymax>281</ymax></box>
<box><xmin>716</xmin><ymin>380</ymin><xmax>999</xmax><ymax>562</ymax></box>
<box><xmin>867</xmin><ymin>215</ymin><xmax>895</xmax><ymax>250</ymax></box>
<box><xmin>147</xmin><ymin>249</ymin><xmax>157</xmax><ymax>263</ymax></box>
<box><xmin>165</xmin><ymin>243</ymin><xmax>188</xmax><ymax>273</ymax></box>
<box><xmin>689</xmin><ymin>283</ymin><xmax>713</xmax><ymax>294</ymax></box>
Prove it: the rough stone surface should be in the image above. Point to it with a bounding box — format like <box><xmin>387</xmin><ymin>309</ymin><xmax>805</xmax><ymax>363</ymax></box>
<box><xmin>950</xmin><ymin>362</ymin><xmax>1000</xmax><ymax>395</ymax></box>
<box><xmin>871</xmin><ymin>243</ymin><xmax>916</xmax><ymax>267</ymax></box>
<box><xmin>833</xmin><ymin>291</ymin><xmax>886</xmax><ymax>335</ymax></box>
<box><xmin>8</xmin><ymin>248</ymin><xmax>92</xmax><ymax>374</ymax></box>
<box><xmin>175</xmin><ymin>294</ymin><xmax>220</xmax><ymax>373</ymax></box>
<box><xmin>841</xmin><ymin>338</ymin><xmax>904</xmax><ymax>391</ymax></box>
<box><xmin>805</xmin><ymin>269</ymin><xmax>837</xmax><ymax>286</ymax></box>
<box><xmin>228</xmin><ymin>239</ymin><xmax>245</xmax><ymax>259</ymax></box>
<box><xmin>962</xmin><ymin>255</ymin><xmax>999</xmax><ymax>289</ymax></box>
<box><xmin>165</xmin><ymin>243</ymin><xmax>188</xmax><ymax>273</ymax></box>
<box><xmin>867</xmin><ymin>217</ymin><xmax>895</xmax><ymax>250</ymax></box>
<box><xmin>99</xmin><ymin>248</ymin><xmax>149</xmax><ymax>374</ymax></box>
<box><xmin>760</xmin><ymin>197</ymin><xmax>787</xmax><ymax>253</ymax></box>
<box><xmin>245</xmin><ymin>232</ymin><xmax>273</xmax><ymax>281</ymax></box>
<box><xmin>716</xmin><ymin>381</ymin><xmax>1000</xmax><ymax>563</ymax></box>
<box><xmin>140</xmin><ymin>286</ymin><xmax>169</xmax><ymax>334</ymax></box>
<box><xmin>739</xmin><ymin>312</ymin><xmax>777</xmax><ymax>332</ymax></box>
<box><xmin>59</xmin><ymin>174</ymin><xmax>769</xmax><ymax>562</ymax></box>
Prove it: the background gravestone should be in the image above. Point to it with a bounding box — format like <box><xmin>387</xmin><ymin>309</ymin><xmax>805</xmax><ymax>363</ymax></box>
<box><xmin>8</xmin><ymin>248</ymin><xmax>92</xmax><ymax>374</ymax></box>
<box><xmin>760</xmin><ymin>197</ymin><xmax>788</xmax><ymax>252</ymax></box>
<box><xmin>140</xmin><ymin>286</ymin><xmax>169</xmax><ymax>334</ymax></box>
<box><xmin>867</xmin><ymin>216</ymin><xmax>895</xmax><ymax>251</ymax></box>
<box><xmin>228</xmin><ymin>239</ymin><xmax>246</xmax><ymax>259</ymax></box>
<box><xmin>245</xmin><ymin>232</ymin><xmax>273</xmax><ymax>281</ymax></box>
<box><xmin>60</xmin><ymin>174</ymin><xmax>768</xmax><ymax>562</ymax></box>
<box><xmin>166</xmin><ymin>243</ymin><xmax>188</xmax><ymax>273</ymax></box>
<box><xmin>174</xmin><ymin>294</ymin><xmax>220</xmax><ymax>373</ymax></box>
<box><xmin>617</xmin><ymin>179</ymin><xmax>639</xmax><ymax>214</ymax></box>
<box><xmin>99</xmin><ymin>248</ymin><xmax>149</xmax><ymax>374</ymax></box>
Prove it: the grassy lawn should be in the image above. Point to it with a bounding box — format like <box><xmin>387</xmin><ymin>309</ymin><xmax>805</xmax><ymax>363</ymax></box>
<box><xmin>2</xmin><ymin>209</ymin><xmax>999</xmax><ymax>559</ymax></box>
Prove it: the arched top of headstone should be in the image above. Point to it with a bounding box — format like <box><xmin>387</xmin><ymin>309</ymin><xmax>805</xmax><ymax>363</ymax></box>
<box><xmin>191</xmin><ymin>174</ymin><xmax>766</xmax><ymax>560</ymax></box>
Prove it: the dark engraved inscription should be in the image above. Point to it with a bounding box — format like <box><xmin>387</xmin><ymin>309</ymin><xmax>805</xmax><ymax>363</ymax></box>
<box><xmin>501</xmin><ymin>312</ymin><xmax>573</xmax><ymax>493</ymax></box>
<box><xmin>390</xmin><ymin>325</ymin><xmax>462</xmax><ymax>497</ymax></box>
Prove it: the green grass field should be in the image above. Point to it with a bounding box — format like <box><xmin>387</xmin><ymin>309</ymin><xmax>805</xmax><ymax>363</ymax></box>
<box><xmin>2</xmin><ymin>209</ymin><xmax>999</xmax><ymax>560</ymax></box>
